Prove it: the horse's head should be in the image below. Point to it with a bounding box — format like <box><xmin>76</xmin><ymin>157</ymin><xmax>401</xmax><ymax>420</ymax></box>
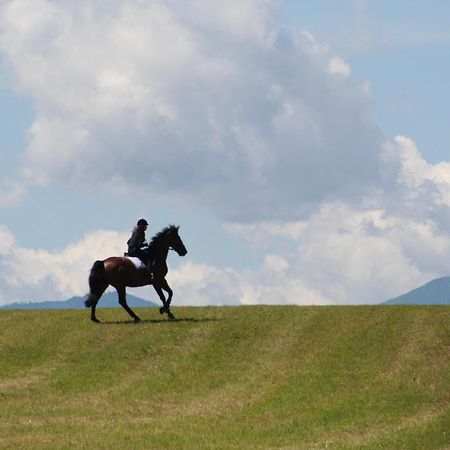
<box><xmin>167</xmin><ymin>225</ymin><xmax>188</xmax><ymax>256</ymax></box>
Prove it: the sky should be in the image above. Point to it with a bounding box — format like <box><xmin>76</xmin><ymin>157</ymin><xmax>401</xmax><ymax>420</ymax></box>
<box><xmin>1</xmin><ymin>0</ymin><xmax>450</xmax><ymax>306</ymax></box>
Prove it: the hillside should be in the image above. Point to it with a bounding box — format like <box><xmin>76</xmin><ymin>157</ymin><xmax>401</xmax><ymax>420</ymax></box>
<box><xmin>385</xmin><ymin>276</ymin><xmax>450</xmax><ymax>305</ymax></box>
<box><xmin>0</xmin><ymin>306</ymin><xmax>448</xmax><ymax>449</ymax></box>
<box><xmin>0</xmin><ymin>292</ymin><xmax>158</xmax><ymax>310</ymax></box>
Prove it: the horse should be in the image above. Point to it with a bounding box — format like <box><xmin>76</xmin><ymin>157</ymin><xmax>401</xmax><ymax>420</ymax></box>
<box><xmin>85</xmin><ymin>225</ymin><xmax>187</xmax><ymax>322</ymax></box>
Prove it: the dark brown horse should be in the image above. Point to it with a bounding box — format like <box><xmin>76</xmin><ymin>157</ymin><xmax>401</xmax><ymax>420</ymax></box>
<box><xmin>85</xmin><ymin>225</ymin><xmax>187</xmax><ymax>322</ymax></box>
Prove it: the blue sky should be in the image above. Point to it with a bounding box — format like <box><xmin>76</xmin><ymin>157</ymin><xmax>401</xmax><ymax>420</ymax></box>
<box><xmin>283</xmin><ymin>0</ymin><xmax>450</xmax><ymax>163</ymax></box>
<box><xmin>1</xmin><ymin>1</ymin><xmax>450</xmax><ymax>306</ymax></box>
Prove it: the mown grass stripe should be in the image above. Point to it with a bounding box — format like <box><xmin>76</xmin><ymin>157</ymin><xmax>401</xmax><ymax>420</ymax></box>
<box><xmin>0</xmin><ymin>306</ymin><xmax>448</xmax><ymax>449</ymax></box>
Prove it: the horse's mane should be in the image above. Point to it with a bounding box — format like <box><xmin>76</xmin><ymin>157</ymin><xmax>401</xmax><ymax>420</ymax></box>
<box><xmin>150</xmin><ymin>225</ymin><xmax>179</xmax><ymax>245</ymax></box>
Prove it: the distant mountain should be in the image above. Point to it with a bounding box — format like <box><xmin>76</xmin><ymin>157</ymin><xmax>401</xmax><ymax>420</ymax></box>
<box><xmin>384</xmin><ymin>277</ymin><xmax>450</xmax><ymax>305</ymax></box>
<box><xmin>0</xmin><ymin>292</ymin><xmax>158</xmax><ymax>310</ymax></box>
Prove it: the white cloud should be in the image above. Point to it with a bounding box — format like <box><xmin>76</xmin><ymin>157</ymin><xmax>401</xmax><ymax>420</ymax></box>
<box><xmin>1</xmin><ymin>1</ymin><xmax>450</xmax><ymax>306</ymax></box>
<box><xmin>224</xmin><ymin>136</ymin><xmax>450</xmax><ymax>304</ymax></box>
<box><xmin>227</xmin><ymin>203</ymin><xmax>450</xmax><ymax>305</ymax></box>
<box><xmin>0</xmin><ymin>227</ymin><xmax>128</xmax><ymax>304</ymax></box>
<box><xmin>224</xmin><ymin>221</ymin><xmax>307</xmax><ymax>245</ymax></box>
<box><xmin>1</xmin><ymin>0</ymin><xmax>383</xmax><ymax>221</ymax></box>
<box><xmin>0</xmin><ymin>225</ymin><xmax>16</xmax><ymax>254</ymax></box>
<box><xmin>328</xmin><ymin>56</ymin><xmax>351</xmax><ymax>77</ymax></box>
<box><xmin>2</xmin><ymin>138</ymin><xmax>450</xmax><ymax>307</ymax></box>
<box><xmin>167</xmin><ymin>261</ymin><xmax>243</xmax><ymax>306</ymax></box>
<box><xmin>392</xmin><ymin>135</ymin><xmax>450</xmax><ymax>206</ymax></box>
<box><xmin>0</xmin><ymin>225</ymin><xmax>244</xmax><ymax>307</ymax></box>
<box><xmin>264</xmin><ymin>254</ymin><xmax>289</xmax><ymax>273</ymax></box>
<box><xmin>0</xmin><ymin>178</ymin><xmax>26</xmax><ymax>208</ymax></box>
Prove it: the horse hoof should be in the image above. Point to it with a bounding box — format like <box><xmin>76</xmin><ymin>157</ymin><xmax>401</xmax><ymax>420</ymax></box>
<box><xmin>91</xmin><ymin>318</ymin><xmax>100</xmax><ymax>323</ymax></box>
<box><xmin>168</xmin><ymin>312</ymin><xmax>175</xmax><ymax>320</ymax></box>
<box><xmin>159</xmin><ymin>307</ymin><xmax>166</xmax><ymax>315</ymax></box>
<box><xmin>134</xmin><ymin>316</ymin><xmax>141</xmax><ymax>323</ymax></box>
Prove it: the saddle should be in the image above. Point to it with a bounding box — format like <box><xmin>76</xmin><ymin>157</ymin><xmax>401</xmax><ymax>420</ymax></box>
<box><xmin>124</xmin><ymin>255</ymin><xmax>147</xmax><ymax>270</ymax></box>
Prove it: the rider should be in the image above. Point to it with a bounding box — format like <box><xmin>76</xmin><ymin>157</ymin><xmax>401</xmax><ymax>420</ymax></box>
<box><xmin>127</xmin><ymin>218</ymin><xmax>151</xmax><ymax>270</ymax></box>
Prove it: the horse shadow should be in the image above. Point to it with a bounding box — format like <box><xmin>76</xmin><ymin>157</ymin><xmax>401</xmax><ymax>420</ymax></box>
<box><xmin>98</xmin><ymin>317</ymin><xmax>222</xmax><ymax>325</ymax></box>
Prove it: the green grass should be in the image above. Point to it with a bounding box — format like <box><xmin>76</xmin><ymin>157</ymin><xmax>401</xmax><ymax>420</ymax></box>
<box><xmin>0</xmin><ymin>306</ymin><xmax>449</xmax><ymax>449</ymax></box>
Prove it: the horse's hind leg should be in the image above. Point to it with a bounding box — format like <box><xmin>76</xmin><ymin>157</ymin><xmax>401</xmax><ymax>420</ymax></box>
<box><xmin>91</xmin><ymin>303</ymin><xmax>100</xmax><ymax>323</ymax></box>
<box><xmin>85</xmin><ymin>282</ymin><xmax>108</xmax><ymax>323</ymax></box>
<box><xmin>117</xmin><ymin>286</ymin><xmax>141</xmax><ymax>323</ymax></box>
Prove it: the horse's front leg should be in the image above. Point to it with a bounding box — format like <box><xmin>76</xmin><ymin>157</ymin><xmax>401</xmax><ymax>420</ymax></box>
<box><xmin>161</xmin><ymin>279</ymin><xmax>175</xmax><ymax>320</ymax></box>
<box><xmin>117</xmin><ymin>285</ymin><xmax>141</xmax><ymax>323</ymax></box>
<box><xmin>153</xmin><ymin>281</ymin><xmax>175</xmax><ymax>320</ymax></box>
<box><xmin>160</xmin><ymin>278</ymin><xmax>173</xmax><ymax>308</ymax></box>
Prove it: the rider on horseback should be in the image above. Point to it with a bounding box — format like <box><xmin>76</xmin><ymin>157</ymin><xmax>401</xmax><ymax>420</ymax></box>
<box><xmin>127</xmin><ymin>218</ymin><xmax>153</xmax><ymax>272</ymax></box>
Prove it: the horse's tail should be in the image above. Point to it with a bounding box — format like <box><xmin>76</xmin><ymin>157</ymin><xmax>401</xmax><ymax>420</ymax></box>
<box><xmin>85</xmin><ymin>260</ymin><xmax>106</xmax><ymax>307</ymax></box>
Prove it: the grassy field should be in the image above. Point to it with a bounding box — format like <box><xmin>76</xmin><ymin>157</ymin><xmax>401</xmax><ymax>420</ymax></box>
<box><xmin>0</xmin><ymin>305</ymin><xmax>449</xmax><ymax>449</ymax></box>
